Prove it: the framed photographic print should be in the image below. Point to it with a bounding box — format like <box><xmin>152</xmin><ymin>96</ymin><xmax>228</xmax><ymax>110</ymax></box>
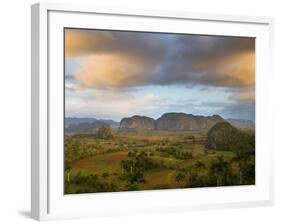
<box><xmin>31</xmin><ymin>2</ymin><xmax>274</xmax><ymax>221</ymax></box>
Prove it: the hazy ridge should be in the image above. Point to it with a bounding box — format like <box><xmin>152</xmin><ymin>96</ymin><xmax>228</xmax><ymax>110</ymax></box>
<box><xmin>65</xmin><ymin>113</ymin><xmax>254</xmax><ymax>134</ymax></box>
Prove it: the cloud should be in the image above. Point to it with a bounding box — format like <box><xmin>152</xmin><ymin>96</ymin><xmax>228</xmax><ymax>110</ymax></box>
<box><xmin>190</xmin><ymin>51</ymin><xmax>255</xmax><ymax>87</ymax></box>
<box><xmin>65</xmin><ymin>30</ymin><xmax>115</xmax><ymax>57</ymax></box>
<box><xmin>74</xmin><ymin>54</ymin><xmax>154</xmax><ymax>89</ymax></box>
<box><xmin>217</xmin><ymin>102</ymin><xmax>255</xmax><ymax>121</ymax></box>
<box><xmin>228</xmin><ymin>87</ymin><xmax>255</xmax><ymax>104</ymax></box>
<box><xmin>64</xmin><ymin>29</ymin><xmax>255</xmax><ymax>121</ymax></box>
<box><xmin>65</xmin><ymin>29</ymin><xmax>255</xmax><ymax>89</ymax></box>
<box><xmin>65</xmin><ymin>82</ymin><xmax>255</xmax><ymax>121</ymax></box>
<box><xmin>65</xmin><ymin>29</ymin><xmax>167</xmax><ymax>60</ymax></box>
<box><xmin>65</xmin><ymin>58</ymin><xmax>80</xmax><ymax>76</ymax></box>
<box><xmin>173</xmin><ymin>35</ymin><xmax>254</xmax><ymax>60</ymax></box>
<box><xmin>65</xmin><ymin>87</ymin><xmax>167</xmax><ymax>120</ymax></box>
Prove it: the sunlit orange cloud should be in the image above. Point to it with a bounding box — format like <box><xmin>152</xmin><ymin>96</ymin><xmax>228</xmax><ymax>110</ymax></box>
<box><xmin>75</xmin><ymin>54</ymin><xmax>152</xmax><ymax>89</ymax></box>
<box><xmin>65</xmin><ymin>30</ymin><xmax>115</xmax><ymax>57</ymax></box>
<box><xmin>217</xmin><ymin>51</ymin><xmax>255</xmax><ymax>87</ymax></box>
<box><xmin>75</xmin><ymin>51</ymin><xmax>255</xmax><ymax>89</ymax></box>
<box><xmin>66</xmin><ymin>28</ymin><xmax>255</xmax><ymax>89</ymax></box>
<box><xmin>192</xmin><ymin>51</ymin><xmax>255</xmax><ymax>87</ymax></box>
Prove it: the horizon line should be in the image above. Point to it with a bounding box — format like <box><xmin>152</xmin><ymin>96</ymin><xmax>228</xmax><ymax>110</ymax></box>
<box><xmin>65</xmin><ymin>112</ymin><xmax>255</xmax><ymax>123</ymax></box>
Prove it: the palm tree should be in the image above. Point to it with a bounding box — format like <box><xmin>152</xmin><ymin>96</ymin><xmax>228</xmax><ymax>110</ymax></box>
<box><xmin>233</xmin><ymin>150</ymin><xmax>251</xmax><ymax>184</ymax></box>
<box><xmin>210</xmin><ymin>155</ymin><xmax>230</xmax><ymax>186</ymax></box>
<box><xmin>195</xmin><ymin>160</ymin><xmax>205</xmax><ymax>170</ymax></box>
<box><xmin>175</xmin><ymin>172</ymin><xmax>185</xmax><ymax>183</ymax></box>
<box><xmin>121</xmin><ymin>160</ymin><xmax>134</xmax><ymax>174</ymax></box>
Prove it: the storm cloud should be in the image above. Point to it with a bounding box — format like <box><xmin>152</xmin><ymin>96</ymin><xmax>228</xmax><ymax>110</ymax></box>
<box><xmin>64</xmin><ymin>28</ymin><xmax>255</xmax><ymax>121</ymax></box>
<box><xmin>65</xmin><ymin>29</ymin><xmax>254</xmax><ymax>89</ymax></box>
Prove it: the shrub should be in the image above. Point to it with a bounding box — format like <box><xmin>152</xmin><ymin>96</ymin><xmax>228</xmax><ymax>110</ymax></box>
<box><xmin>96</xmin><ymin>126</ymin><xmax>114</xmax><ymax>139</ymax></box>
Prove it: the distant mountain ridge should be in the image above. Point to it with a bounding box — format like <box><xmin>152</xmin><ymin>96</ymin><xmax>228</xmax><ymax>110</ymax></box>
<box><xmin>156</xmin><ymin>113</ymin><xmax>224</xmax><ymax>131</ymax></box>
<box><xmin>65</xmin><ymin>114</ymin><xmax>255</xmax><ymax>134</ymax></box>
<box><xmin>65</xmin><ymin>117</ymin><xmax>97</xmax><ymax>128</ymax></box>
<box><xmin>66</xmin><ymin>121</ymin><xmax>110</xmax><ymax>134</ymax></box>
<box><xmin>65</xmin><ymin>117</ymin><xmax>119</xmax><ymax>130</ymax></box>
<box><xmin>119</xmin><ymin>113</ymin><xmax>225</xmax><ymax>131</ymax></box>
<box><xmin>226</xmin><ymin>118</ymin><xmax>255</xmax><ymax>129</ymax></box>
<box><xmin>119</xmin><ymin>115</ymin><xmax>155</xmax><ymax>131</ymax></box>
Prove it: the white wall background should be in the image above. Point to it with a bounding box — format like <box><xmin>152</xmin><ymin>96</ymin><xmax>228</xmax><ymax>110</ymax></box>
<box><xmin>0</xmin><ymin>0</ymin><xmax>279</xmax><ymax>223</ymax></box>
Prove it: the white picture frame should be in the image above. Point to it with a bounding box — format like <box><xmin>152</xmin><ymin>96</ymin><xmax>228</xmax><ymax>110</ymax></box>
<box><xmin>31</xmin><ymin>2</ymin><xmax>274</xmax><ymax>221</ymax></box>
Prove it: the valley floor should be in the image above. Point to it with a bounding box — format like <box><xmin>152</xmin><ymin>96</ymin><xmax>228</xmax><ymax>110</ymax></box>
<box><xmin>64</xmin><ymin>130</ymin><xmax>255</xmax><ymax>194</ymax></box>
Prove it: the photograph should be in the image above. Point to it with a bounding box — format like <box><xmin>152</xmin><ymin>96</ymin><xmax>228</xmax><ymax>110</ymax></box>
<box><xmin>64</xmin><ymin>28</ymin><xmax>255</xmax><ymax>194</ymax></box>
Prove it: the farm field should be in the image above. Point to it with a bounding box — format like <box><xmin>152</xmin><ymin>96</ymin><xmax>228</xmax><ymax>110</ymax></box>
<box><xmin>64</xmin><ymin>129</ymin><xmax>254</xmax><ymax>194</ymax></box>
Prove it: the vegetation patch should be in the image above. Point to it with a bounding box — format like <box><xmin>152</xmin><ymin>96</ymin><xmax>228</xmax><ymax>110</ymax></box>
<box><xmin>65</xmin><ymin>124</ymin><xmax>255</xmax><ymax>194</ymax></box>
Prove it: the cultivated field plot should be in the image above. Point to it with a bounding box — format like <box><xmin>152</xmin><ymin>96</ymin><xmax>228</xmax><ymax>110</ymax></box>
<box><xmin>65</xmin><ymin>128</ymin><xmax>254</xmax><ymax>194</ymax></box>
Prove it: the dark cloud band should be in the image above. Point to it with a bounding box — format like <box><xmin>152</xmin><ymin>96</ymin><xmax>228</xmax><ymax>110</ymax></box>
<box><xmin>65</xmin><ymin>29</ymin><xmax>255</xmax><ymax>89</ymax></box>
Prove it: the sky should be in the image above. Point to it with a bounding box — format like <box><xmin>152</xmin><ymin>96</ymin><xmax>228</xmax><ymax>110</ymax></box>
<box><xmin>64</xmin><ymin>28</ymin><xmax>255</xmax><ymax>122</ymax></box>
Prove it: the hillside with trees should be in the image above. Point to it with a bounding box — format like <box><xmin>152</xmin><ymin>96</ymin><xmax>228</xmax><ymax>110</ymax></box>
<box><xmin>64</xmin><ymin>117</ymin><xmax>255</xmax><ymax>194</ymax></box>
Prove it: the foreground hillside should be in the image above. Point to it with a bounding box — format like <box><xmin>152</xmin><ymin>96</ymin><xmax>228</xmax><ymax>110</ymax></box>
<box><xmin>65</xmin><ymin>122</ymin><xmax>255</xmax><ymax>194</ymax></box>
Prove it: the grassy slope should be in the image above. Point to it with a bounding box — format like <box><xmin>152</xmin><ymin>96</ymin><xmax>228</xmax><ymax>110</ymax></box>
<box><xmin>67</xmin><ymin>131</ymin><xmax>238</xmax><ymax>192</ymax></box>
